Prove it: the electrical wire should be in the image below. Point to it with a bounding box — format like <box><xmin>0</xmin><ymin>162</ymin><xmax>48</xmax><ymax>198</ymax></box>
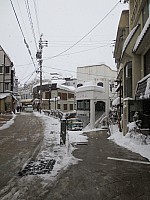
<box><xmin>43</xmin><ymin>1</ymin><xmax>121</xmax><ymax>61</ymax></box>
<box><xmin>16</xmin><ymin>43</ymin><xmax>114</xmax><ymax>67</ymax></box>
<box><xmin>24</xmin><ymin>0</ymin><xmax>38</xmax><ymax>50</ymax></box>
<box><xmin>9</xmin><ymin>0</ymin><xmax>37</xmax><ymax>70</ymax></box>
<box><xmin>33</xmin><ymin>0</ymin><xmax>40</xmax><ymax>38</ymax></box>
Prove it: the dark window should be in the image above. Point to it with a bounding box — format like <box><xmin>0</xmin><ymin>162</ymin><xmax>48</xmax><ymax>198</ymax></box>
<box><xmin>68</xmin><ymin>93</ymin><xmax>74</xmax><ymax>99</ymax></box>
<box><xmin>77</xmin><ymin>100</ymin><xmax>90</xmax><ymax>110</ymax></box>
<box><xmin>62</xmin><ymin>93</ymin><xmax>67</xmax><ymax>100</ymax></box>
<box><xmin>77</xmin><ymin>83</ymin><xmax>83</xmax><ymax>87</ymax></box>
<box><xmin>70</xmin><ymin>104</ymin><xmax>73</xmax><ymax>110</ymax></box>
<box><xmin>97</xmin><ymin>82</ymin><xmax>103</xmax><ymax>87</ymax></box>
<box><xmin>0</xmin><ymin>66</ymin><xmax>2</xmax><ymax>73</ymax></box>
<box><xmin>45</xmin><ymin>91</ymin><xmax>51</xmax><ymax>99</ymax></box>
<box><xmin>124</xmin><ymin>61</ymin><xmax>132</xmax><ymax>98</ymax></box>
<box><xmin>57</xmin><ymin>104</ymin><xmax>60</xmax><ymax>109</ymax></box>
<box><xmin>5</xmin><ymin>66</ymin><xmax>9</xmax><ymax>73</ymax></box>
<box><xmin>64</xmin><ymin>104</ymin><xmax>67</xmax><ymax>110</ymax></box>
<box><xmin>5</xmin><ymin>83</ymin><xmax>9</xmax><ymax>90</ymax></box>
<box><xmin>144</xmin><ymin>48</ymin><xmax>150</xmax><ymax>76</ymax></box>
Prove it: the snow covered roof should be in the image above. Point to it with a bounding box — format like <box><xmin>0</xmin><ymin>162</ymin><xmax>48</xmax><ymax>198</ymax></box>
<box><xmin>0</xmin><ymin>93</ymin><xmax>11</xmax><ymax>99</ymax></box>
<box><xmin>133</xmin><ymin>17</ymin><xmax>150</xmax><ymax>52</ymax></box>
<box><xmin>58</xmin><ymin>84</ymin><xmax>75</xmax><ymax>92</ymax></box>
<box><xmin>122</xmin><ymin>24</ymin><xmax>139</xmax><ymax>56</ymax></box>
<box><xmin>33</xmin><ymin>79</ymin><xmax>66</xmax><ymax>89</ymax></box>
<box><xmin>76</xmin><ymin>85</ymin><xmax>104</xmax><ymax>93</ymax></box>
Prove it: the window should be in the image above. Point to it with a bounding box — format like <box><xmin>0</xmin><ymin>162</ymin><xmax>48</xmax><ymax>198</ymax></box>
<box><xmin>61</xmin><ymin>93</ymin><xmax>67</xmax><ymax>100</ymax></box>
<box><xmin>70</xmin><ymin>104</ymin><xmax>73</xmax><ymax>110</ymax></box>
<box><xmin>124</xmin><ymin>62</ymin><xmax>132</xmax><ymax>97</ymax></box>
<box><xmin>0</xmin><ymin>66</ymin><xmax>2</xmax><ymax>73</ymax></box>
<box><xmin>64</xmin><ymin>104</ymin><xmax>67</xmax><ymax>110</ymax></box>
<box><xmin>45</xmin><ymin>91</ymin><xmax>51</xmax><ymax>99</ymax></box>
<box><xmin>144</xmin><ymin>48</ymin><xmax>150</xmax><ymax>76</ymax></box>
<box><xmin>57</xmin><ymin>104</ymin><xmax>60</xmax><ymax>109</ymax></box>
<box><xmin>77</xmin><ymin>100</ymin><xmax>90</xmax><ymax>110</ymax></box>
<box><xmin>68</xmin><ymin>93</ymin><xmax>74</xmax><ymax>99</ymax></box>
<box><xmin>5</xmin><ymin>66</ymin><xmax>10</xmax><ymax>74</ymax></box>
<box><xmin>5</xmin><ymin>83</ymin><xmax>9</xmax><ymax>91</ymax></box>
<box><xmin>97</xmin><ymin>82</ymin><xmax>103</xmax><ymax>87</ymax></box>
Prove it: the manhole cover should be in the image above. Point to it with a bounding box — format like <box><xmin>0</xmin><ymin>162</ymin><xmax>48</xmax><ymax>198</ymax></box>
<box><xmin>18</xmin><ymin>158</ymin><xmax>56</xmax><ymax>177</ymax></box>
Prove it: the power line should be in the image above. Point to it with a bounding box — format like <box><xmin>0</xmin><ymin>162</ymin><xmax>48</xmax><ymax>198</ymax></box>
<box><xmin>15</xmin><ymin>44</ymin><xmax>113</xmax><ymax>67</ymax></box>
<box><xmin>43</xmin><ymin>1</ymin><xmax>120</xmax><ymax>60</ymax></box>
<box><xmin>33</xmin><ymin>0</ymin><xmax>40</xmax><ymax>38</ymax></box>
<box><xmin>24</xmin><ymin>0</ymin><xmax>38</xmax><ymax>50</ymax></box>
<box><xmin>9</xmin><ymin>0</ymin><xmax>37</xmax><ymax>69</ymax></box>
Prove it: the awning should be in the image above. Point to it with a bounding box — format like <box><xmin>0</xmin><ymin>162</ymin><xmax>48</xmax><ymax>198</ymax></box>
<box><xmin>122</xmin><ymin>24</ymin><xmax>140</xmax><ymax>57</ymax></box>
<box><xmin>133</xmin><ymin>17</ymin><xmax>150</xmax><ymax>52</ymax></box>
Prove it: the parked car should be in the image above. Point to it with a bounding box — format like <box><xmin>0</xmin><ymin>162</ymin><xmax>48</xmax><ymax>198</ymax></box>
<box><xmin>67</xmin><ymin>118</ymin><xmax>83</xmax><ymax>131</ymax></box>
<box><xmin>24</xmin><ymin>105</ymin><xmax>33</xmax><ymax>112</ymax></box>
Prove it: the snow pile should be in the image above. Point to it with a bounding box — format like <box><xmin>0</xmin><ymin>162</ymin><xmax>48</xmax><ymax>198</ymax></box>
<box><xmin>0</xmin><ymin>113</ymin><xmax>16</xmax><ymax>130</ymax></box>
<box><xmin>34</xmin><ymin>111</ymin><xmax>88</xmax><ymax>180</ymax></box>
<box><xmin>108</xmin><ymin>123</ymin><xmax>150</xmax><ymax>161</ymax></box>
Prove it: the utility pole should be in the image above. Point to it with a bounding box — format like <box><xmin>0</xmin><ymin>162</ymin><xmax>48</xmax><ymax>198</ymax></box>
<box><xmin>36</xmin><ymin>34</ymin><xmax>48</xmax><ymax>112</ymax></box>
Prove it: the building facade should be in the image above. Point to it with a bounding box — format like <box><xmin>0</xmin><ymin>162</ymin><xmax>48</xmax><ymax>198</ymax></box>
<box><xmin>114</xmin><ymin>0</ymin><xmax>150</xmax><ymax>134</ymax></box>
<box><xmin>0</xmin><ymin>46</ymin><xmax>16</xmax><ymax>113</ymax></box>
<box><xmin>32</xmin><ymin>79</ymin><xmax>75</xmax><ymax>113</ymax></box>
<box><xmin>76</xmin><ymin>64</ymin><xmax>117</xmax><ymax>128</ymax></box>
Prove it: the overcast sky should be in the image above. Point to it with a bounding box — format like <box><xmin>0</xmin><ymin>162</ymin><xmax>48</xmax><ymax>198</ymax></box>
<box><xmin>0</xmin><ymin>0</ymin><xmax>128</xmax><ymax>84</ymax></box>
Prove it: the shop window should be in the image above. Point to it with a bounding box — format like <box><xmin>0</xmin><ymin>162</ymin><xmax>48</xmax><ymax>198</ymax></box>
<box><xmin>144</xmin><ymin>48</ymin><xmax>150</xmax><ymax>76</ymax></box>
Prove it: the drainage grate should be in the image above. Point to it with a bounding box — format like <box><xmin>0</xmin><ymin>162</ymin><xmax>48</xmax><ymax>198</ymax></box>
<box><xmin>18</xmin><ymin>158</ymin><xmax>56</xmax><ymax>177</ymax></box>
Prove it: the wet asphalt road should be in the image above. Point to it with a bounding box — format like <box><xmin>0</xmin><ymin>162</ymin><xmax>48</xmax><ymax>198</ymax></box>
<box><xmin>44</xmin><ymin>131</ymin><xmax>150</xmax><ymax>200</ymax></box>
<box><xmin>0</xmin><ymin>113</ymin><xmax>150</xmax><ymax>200</ymax></box>
<box><xmin>0</xmin><ymin>113</ymin><xmax>44</xmax><ymax>191</ymax></box>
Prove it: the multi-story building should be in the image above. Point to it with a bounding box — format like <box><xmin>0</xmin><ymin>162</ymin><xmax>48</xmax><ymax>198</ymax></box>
<box><xmin>114</xmin><ymin>0</ymin><xmax>150</xmax><ymax>134</ymax></box>
<box><xmin>76</xmin><ymin>64</ymin><xmax>117</xmax><ymax>128</ymax></box>
<box><xmin>32</xmin><ymin>78</ymin><xmax>75</xmax><ymax>113</ymax></box>
<box><xmin>0</xmin><ymin>46</ymin><xmax>16</xmax><ymax>113</ymax></box>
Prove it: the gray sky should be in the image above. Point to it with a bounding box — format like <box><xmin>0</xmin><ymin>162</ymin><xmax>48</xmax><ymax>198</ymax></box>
<box><xmin>0</xmin><ymin>0</ymin><xmax>128</xmax><ymax>84</ymax></box>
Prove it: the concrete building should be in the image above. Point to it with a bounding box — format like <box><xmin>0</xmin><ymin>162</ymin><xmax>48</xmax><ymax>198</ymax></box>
<box><xmin>32</xmin><ymin>78</ymin><xmax>75</xmax><ymax>113</ymax></box>
<box><xmin>114</xmin><ymin>0</ymin><xmax>150</xmax><ymax>134</ymax></box>
<box><xmin>76</xmin><ymin>64</ymin><xmax>117</xmax><ymax>128</ymax></box>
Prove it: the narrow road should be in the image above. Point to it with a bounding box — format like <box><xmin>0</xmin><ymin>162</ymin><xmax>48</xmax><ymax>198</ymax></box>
<box><xmin>0</xmin><ymin>114</ymin><xmax>150</xmax><ymax>200</ymax></box>
<box><xmin>0</xmin><ymin>113</ymin><xmax>44</xmax><ymax>190</ymax></box>
<box><xmin>44</xmin><ymin>131</ymin><xmax>150</xmax><ymax>200</ymax></box>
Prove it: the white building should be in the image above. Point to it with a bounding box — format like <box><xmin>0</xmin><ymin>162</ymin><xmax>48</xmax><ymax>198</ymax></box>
<box><xmin>76</xmin><ymin>64</ymin><xmax>117</xmax><ymax>128</ymax></box>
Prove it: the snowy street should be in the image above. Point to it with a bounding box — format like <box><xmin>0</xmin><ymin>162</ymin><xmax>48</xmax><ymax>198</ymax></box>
<box><xmin>0</xmin><ymin>112</ymin><xmax>150</xmax><ymax>199</ymax></box>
